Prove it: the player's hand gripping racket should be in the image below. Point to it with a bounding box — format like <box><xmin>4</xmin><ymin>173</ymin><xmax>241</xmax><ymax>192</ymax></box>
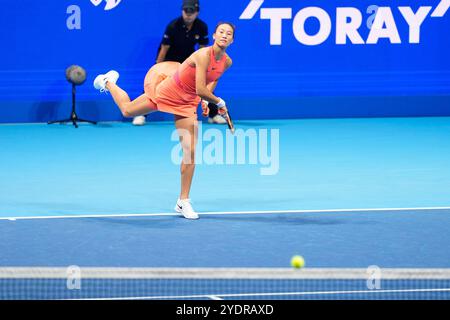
<box><xmin>206</xmin><ymin>100</ymin><xmax>235</xmax><ymax>134</ymax></box>
<box><xmin>218</xmin><ymin>105</ymin><xmax>235</xmax><ymax>134</ymax></box>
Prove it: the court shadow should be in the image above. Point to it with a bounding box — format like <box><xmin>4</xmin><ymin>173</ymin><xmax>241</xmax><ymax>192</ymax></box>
<box><xmin>231</xmin><ymin>121</ymin><xmax>276</xmax><ymax>127</ymax></box>
<box><xmin>86</xmin><ymin>216</ymin><xmax>183</xmax><ymax>229</ymax></box>
<box><xmin>200</xmin><ymin>214</ymin><xmax>346</xmax><ymax>226</ymax></box>
<box><xmin>201</xmin><ymin>121</ymin><xmax>270</xmax><ymax>128</ymax></box>
<box><xmin>33</xmin><ymin>101</ymin><xmax>61</xmax><ymax>122</ymax></box>
<box><xmin>94</xmin><ymin>123</ymin><xmax>115</xmax><ymax>128</ymax></box>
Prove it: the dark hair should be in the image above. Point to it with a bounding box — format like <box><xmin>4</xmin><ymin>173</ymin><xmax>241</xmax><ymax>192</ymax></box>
<box><xmin>214</xmin><ymin>21</ymin><xmax>236</xmax><ymax>38</ymax></box>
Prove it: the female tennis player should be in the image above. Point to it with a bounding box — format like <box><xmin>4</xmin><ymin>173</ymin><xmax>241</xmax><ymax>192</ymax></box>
<box><xmin>93</xmin><ymin>22</ymin><xmax>235</xmax><ymax>219</ymax></box>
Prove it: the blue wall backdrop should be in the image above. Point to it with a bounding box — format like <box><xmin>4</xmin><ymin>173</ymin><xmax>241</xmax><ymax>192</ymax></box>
<box><xmin>1</xmin><ymin>0</ymin><xmax>449</xmax><ymax>123</ymax></box>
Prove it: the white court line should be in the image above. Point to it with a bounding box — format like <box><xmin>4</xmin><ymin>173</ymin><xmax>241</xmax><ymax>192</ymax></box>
<box><xmin>1</xmin><ymin>206</ymin><xmax>450</xmax><ymax>221</ymax></box>
<box><xmin>75</xmin><ymin>287</ymin><xmax>450</xmax><ymax>300</ymax></box>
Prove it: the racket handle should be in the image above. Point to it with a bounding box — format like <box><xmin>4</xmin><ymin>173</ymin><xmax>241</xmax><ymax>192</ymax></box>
<box><xmin>226</xmin><ymin>111</ymin><xmax>235</xmax><ymax>134</ymax></box>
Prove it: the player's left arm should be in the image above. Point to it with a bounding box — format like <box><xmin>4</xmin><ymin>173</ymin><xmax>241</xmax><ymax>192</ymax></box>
<box><xmin>201</xmin><ymin>80</ymin><xmax>218</xmax><ymax>116</ymax></box>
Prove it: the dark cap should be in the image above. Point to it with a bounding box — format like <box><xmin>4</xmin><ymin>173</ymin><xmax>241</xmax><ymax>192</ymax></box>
<box><xmin>182</xmin><ymin>0</ymin><xmax>199</xmax><ymax>13</ymax></box>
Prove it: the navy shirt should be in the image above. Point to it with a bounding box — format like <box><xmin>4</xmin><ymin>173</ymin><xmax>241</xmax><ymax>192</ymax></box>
<box><xmin>160</xmin><ymin>17</ymin><xmax>209</xmax><ymax>63</ymax></box>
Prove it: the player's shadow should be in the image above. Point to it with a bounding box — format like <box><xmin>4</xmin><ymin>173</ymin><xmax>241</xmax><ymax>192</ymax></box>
<box><xmin>87</xmin><ymin>215</ymin><xmax>185</xmax><ymax>229</ymax></box>
<box><xmin>200</xmin><ymin>213</ymin><xmax>348</xmax><ymax>226</ymax></box>
<box><xmin>201</xmin><ymin>214</ymin><xmax>374</xmax><ymax>226</ymax></box>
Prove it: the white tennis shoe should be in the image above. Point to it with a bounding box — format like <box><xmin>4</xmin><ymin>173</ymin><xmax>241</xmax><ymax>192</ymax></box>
<box><xmin>208</xmin><ymin>115</ymin><xmax>227</xmax><ymax>124</ymax></box>
<box><xmin>132</xmin><ymin>116</ymin><xmax>146</xmax><ymax>126</ymax></box>
<box><xmin>93</xmin><ymin>70</ymin><xmax>120</xmax><ymax>92</ymax></box>
<box><xmin>175</xmin><ymin>198</ymin><xmax>199</xmax><ymax>220</ymax></box>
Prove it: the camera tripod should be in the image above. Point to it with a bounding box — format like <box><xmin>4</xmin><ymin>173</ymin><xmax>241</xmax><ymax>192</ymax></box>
<box><xmin>48</xmin><ymin>83</ymin><xmax>97</xmax><ymax>128</ymax></box>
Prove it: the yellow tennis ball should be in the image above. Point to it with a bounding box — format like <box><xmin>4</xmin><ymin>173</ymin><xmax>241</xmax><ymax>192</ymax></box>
<box><xmin>291</xmin><ymin>255</ymin><xmax>305</xmax><ymax>269</ymax></box>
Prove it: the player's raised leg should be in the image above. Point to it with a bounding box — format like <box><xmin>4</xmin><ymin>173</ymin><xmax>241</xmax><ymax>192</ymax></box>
<box><xmin>93</xmin><ymin>70</ymin><xmax>157</xmax><ymax>117</ymax></box>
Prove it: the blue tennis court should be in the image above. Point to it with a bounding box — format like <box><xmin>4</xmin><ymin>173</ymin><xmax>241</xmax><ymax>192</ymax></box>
<box><xmin>1</xmin><ymin>118</ymin><xmax>450</xmax><ymax>300</ymax></box>
<box><xmin>2</xmin><ymin>0</ymin><xmax>450</xmax><ymax>302</ymax></box>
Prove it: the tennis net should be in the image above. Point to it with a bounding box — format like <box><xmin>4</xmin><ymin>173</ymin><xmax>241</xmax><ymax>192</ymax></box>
<box><xmin>0</xmin><ymin>267</ymin><xmax>449</xmax><ymax>300</ymax></box>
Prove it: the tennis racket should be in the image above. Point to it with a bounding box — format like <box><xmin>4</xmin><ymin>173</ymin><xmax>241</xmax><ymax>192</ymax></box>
<box><xmin>224</xmin><ymin>109</ymin><xmax>235</xmax><ymax>134</ymax></box>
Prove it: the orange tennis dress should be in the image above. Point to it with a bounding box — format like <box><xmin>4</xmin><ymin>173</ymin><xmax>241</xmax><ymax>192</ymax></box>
<box><xmin>143</xmin><ymin>47</ymin><xmax>227</xmax><ymax>118</ymax></box>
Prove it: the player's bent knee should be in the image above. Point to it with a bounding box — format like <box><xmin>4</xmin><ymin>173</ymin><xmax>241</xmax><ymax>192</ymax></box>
<box><xmin>122</xmin><ymin>110</ymin><xmax>132</xmax><ymax>118</ymax></box>
<box><xmin>120</xmin><ymin>103</ymin><xmax>133</xmax><ymax>118</ymax></box>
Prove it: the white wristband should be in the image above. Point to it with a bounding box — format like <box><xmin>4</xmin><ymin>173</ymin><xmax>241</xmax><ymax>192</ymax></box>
<box><xmin>216</xmin><ymin>98</ymin><xmax>226</xmax><ymax>108</ymax></box>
